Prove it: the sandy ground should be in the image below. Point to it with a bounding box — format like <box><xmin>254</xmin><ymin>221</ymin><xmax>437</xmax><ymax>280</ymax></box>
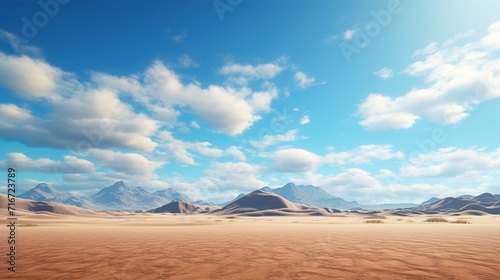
<box><xmin>2</xmin><ymin>213</ymin><xmax>500</xmax><ymax>279</ymax></box>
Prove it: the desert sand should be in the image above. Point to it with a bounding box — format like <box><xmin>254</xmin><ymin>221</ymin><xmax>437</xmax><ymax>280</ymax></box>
<box><xmin>2</xmin><ymin>211</ymin><xmax>500</xmax><ymax>280</ymax></box>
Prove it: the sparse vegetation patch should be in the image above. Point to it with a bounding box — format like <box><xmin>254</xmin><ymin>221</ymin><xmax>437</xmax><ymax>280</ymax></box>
<box><xmin>18</xmin><ymin>224</ymin><xmax>38</xmax><ymax>227</ymax></box>
<box><xmin>450</xmin><ymin>219</ymin><xmax>469</xmax><ymax>224</ymax></box>
<box><xmin>364</xmin><ymin>219</ymin><xmax>384</xmax><ymax>224</ymax></box>
<box><xmin>424</xmin><ymin>217</ymin><xmax>448</xmax><ymax>223</ymax></box>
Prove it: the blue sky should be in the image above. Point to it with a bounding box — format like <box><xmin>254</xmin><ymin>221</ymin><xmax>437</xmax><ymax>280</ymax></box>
<box><xmin>0</xmin><ymin>0</ymin><xmax>499</xmax><ymax>204</ymax></box>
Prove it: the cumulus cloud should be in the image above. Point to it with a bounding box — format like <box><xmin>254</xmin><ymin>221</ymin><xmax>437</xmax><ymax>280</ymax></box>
<box><xmin>96</xmin><ymin>60</ymin><xmax>279</xmax><ymax>135</ymax></box>
<box><xmin>0</xmin><ymin>152</ymin><xmax>94</xmax><ymax>174</ymax></box>
<box><xmin>286</xmin><ymin>169</ymin><xmax>451</xmax><ymax>204</ymax></box>
<box><xmin>400</xmin><ymin>147</ymin><xmax>500</xmax><ymax>178</ymax></box>
<box><xmin>0</xmin><ymin>88</ymin><xmax>159</xmax><ymax>152</ymax></box>
<box><xmin>343</xmin><ymin>29</ymin><xmax>356</xmax><ymax>40</ymax></box>
<box><xmin>158</xmin><ymin>131</ymin><xmax>245</xmax><ymax>165</ymax></box>
<box><xmin>89</xmin><ymin>149</ymin><xmax>165</xmax><ymax>175</ymax></box>
<box><xmin>218</xmin><ymin>57</ymin><xmax>286</xmax><ymax>85</ymax></box>
<box><xmin>190</xmin><ymin>121</ymin><xmax>200</xmax><ymax>129</ymax></box>
<box><xmin>373</xmin><ymin>68</ymin><xmax>393</xmax><ymax>80</ymax></box>
<box><xmin>271</xmin><ymin>145</ymin><xmax>403</xmax><ymax>173</ymax></box>
<box><xmin>197</xmin><ymin>161</ymin><xmax>266</xmax><ymax>193</ymax></box>
<box><xmin>0</xmin><ymin>104</ymin><xmax>33</xmax><ymax>126</ymax></box>
<box><xmin>358</xmin><ymin>20</ymin><xmax>500</xmax><ymax>131</ymax></box>
<box><xmin>224</xmin><ymin>146</ymin><xmax>246</xmax><ymax>161</ymax></box>
<box><xmin>294</xmin><ymin>71</ymin><xmax>315</xmax><ymax>89</ymax></box>
<box><xmin>323</xmin><ymin>145</ymin><xmax>404</xmax><ymax>165</ymax></box>
<box><xmin>177</xmin><ymin>54</ymin><xmax>199</xmax><ymax>68</ymax></box>
<box><xmin>0</xmin><ymin>52</ymin><xmax>67</xmax><ymax>100</ymax></box>
<box><xmin>249</xmin><ymin>129</ymin><xmax>299</xmax><ymax>149</ymax></box>
<box><xmin>299</xmin><ymin>115</ymin><xmax>310</xmax><ymax>125</ymax></box>
<box><xmin>0</xmin><ymin>54</ymin><xmax>283</xmax><ymax>154</ymax></box>
<box><xmin>272</xmin><ymin>148</ymin><xmax>321</xmax><ymax>172</ymax></box>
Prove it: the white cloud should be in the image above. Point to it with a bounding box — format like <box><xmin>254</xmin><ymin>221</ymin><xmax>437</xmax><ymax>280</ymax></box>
<box><xmin>158</xmin><ymin>131</ymin><xmax>245</xmax><ymax>165</ymax></box>
<box><xmin>177</xmin><ymin>54</ymin><xmax>199</xmax><ymax>68</ymax></box>
<box><xmin>358</xmin><ymin>94</ymin><xmax>420</xmax><ymax>130</ymax></box>
<box><xmin>343</xmin><ymin>29</ymin><xmax>356</xmax><ymax>40</ymax></box>
<box><xmin>144</xmin><ymin>61</ymin><xmax>278</xmax><ymax>135</ymax></box>
<box><xmin>95</xmin><ymin>60</ymin><xmax>280</xmax><ymax>136</ymax></box>
<box><xmin>272</xmin><ymin>148</ymin><xmax>321</xmax><ymax>172</ymax></box>
<box><xmin>411</xmin><ymin>42</ymin><xmax>438</xmax><ymax>58</ymax></box>
<box><xmin>286</xmin><ymin>169</ymin><xmax>450</xmax><ymax>204</ymax></box>
<box><xmin>0</xmin><ymin>104</ymin><xmax>33</xmax><ymax>126</ymax></box>
<box><xmin>224</xmin><ymin>146</ymin><xmax>246</xmax><ymax>161</ymax></box>
<box><xmin>249</xmin><ymin>129</ymin><xmax>299</xmax><ymax>149</ymax></box>
<box><xmin>443</xmin><ymin>29</ymin><xmax>475</xmax><ymax>47</ymax></box>
<box><xmin>324</xmin><ymin>35</ymin><xmax>339</xmax><ymax>44</ymax></box>
<box><xmin>299</xmin><ymin>115</ymin><xmax>310</xmax><ymax>125</ymax></box>
<box><xmin>0</xmin><ymin>91</ymin><xmax>160</xmax><ymax>152</ymax></box>
<box><xmin>373</xmin><ymin>68</ymin><xmax>393</xmax><ymax>80</ymax></box>
<box><xmin>172</xmin><ymin>30</ymin><xmax>187</xmax><ymax>43</ymax></box>
<box><xmin>0</xmin><ymin>52</ymin><xmax>67</xmax><ymax>100</ymax></box>
<box><xmin>323</xmin><ymin>145</ymin><xmax>404</xmax><ymax>165</ymax></box>
<box><xmin>190</xmin><ymin>120</ymin><xmax>200</xmax><ymax>129</ymax></box>
<box><xmin>197</xmin><ymin>161</ymin><xmax>266</xmax><ymax>193</ymax></box>
<box><xmin>400</xmin><ymin>147</ymin><xmax>500</xmax><ymax>178</ymax></box>
<box><xmin>0</xmin><ymin>29</ymin><xmax>41</xmax><ymax>56</ymax></box>
<box><xmin>294</xmin><ymin>71</ymin><xmax>315</xmax><ymax>89</ymax></box>
<box><xmin>0</xmin><ymin>153</ymin><xmax>94</xmax><ymax>174</ymax></box>
<box><xmin>89</xmin><ymin>149</ymin><xmax>165</xmax><ymax>175</ymax></box>
<box><xmin>218</xmin><ymin>58</ymin><xmax>286</xmax><ymax>85</ymax></box>
<box><xmin>481</xmin><ymin>20</ymin><xmax>500</xmax><ymax>49</ymax></box>
<box><xmin>359</xmin><ymin>20</ymin><xmax>500</xmax><ymax>131</ymax></box>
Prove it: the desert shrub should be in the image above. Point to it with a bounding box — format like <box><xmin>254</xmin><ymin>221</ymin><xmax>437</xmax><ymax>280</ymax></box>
<box><xmin>364</xmin><ymin>219</ymin><xmax>384</xmax><ymax>224</ymax></box>
<box><xmin>363</xmin><ymin>215</ymin><xmax>387</xmax><ymax>219</ymax></box>
<box><xmin>424</xmin><ymin>217</ymin><xmax>448</xmax><ymax>223</ymax></box>
<box><xmin>450</xmin><ymin>219</ymin><xmax>469</xmax><ymax>224</ymax></box>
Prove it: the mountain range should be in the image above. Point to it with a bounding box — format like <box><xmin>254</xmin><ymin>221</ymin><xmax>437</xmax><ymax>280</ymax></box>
<box><xmin>12</xmin><ymin>188</ymin><xmax>500</xmax><ymax>217</ymax></box>
<box><xmin>19</xmin><ymin>181</ymin><xmax>192</xmax><ymax>210</ymax></box>
<box><xmin>20</xmin><ymin>180</ymin><xmax>496</xmax><ymax>211</ymax></box>
<box><xmin>409</xmin><ymin>193</ymin><xmax>500</xmax><ymax>215</ymax></box>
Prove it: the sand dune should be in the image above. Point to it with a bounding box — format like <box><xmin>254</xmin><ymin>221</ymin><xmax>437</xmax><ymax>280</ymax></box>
<box><xmin>458</xmin><ymin>203</ymin><xmax>500</xmax><ymax>214</ymax></box>
<box><xmin>212</xmin><ymin>190</ymin><xmax>341</xmax><ymax>216</ymax></box>
<box><xmin>149</xmin><ymin>201</ymin><xmax>197</xmax><ymax>213</ymax></box>
<box><xmin>0</xmin><ymin>194</ymin><xmax>99</xmax><ymax>216</ymax></box>
<box><xmin>214</xmin><ymin>190</ymin><xmax>299</xmax><ymax>215</ymax></box>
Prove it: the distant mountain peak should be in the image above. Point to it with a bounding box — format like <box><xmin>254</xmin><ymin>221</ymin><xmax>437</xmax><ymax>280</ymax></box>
<box><xmin>259</xmin><ymin>183</ymin><xmax>355</xmax><ymax>208</ymax></box>
<box><xmin>33</xmin><ymin>183</ymin><xmax>58</xmax><ymax>193</ymax></box>
<box><xmin>474</xmin><ymin>193</ymin><xmax>496</xmax><ymax>200</ymax></box>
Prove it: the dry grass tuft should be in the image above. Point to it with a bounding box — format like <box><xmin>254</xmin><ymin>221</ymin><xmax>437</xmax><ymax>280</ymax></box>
<box><xmin>424</xmin><ymin>217</ymin><xmax>448</xmax><ymax>223</ymax></box>
<box><xmin>364</xmin><ymin>219</ymin><xmax>384</xmax><ymax>224</ymax></box>
<box><xmin>450</xmin><ymin>219</ymin><xmax>470</xmax><ymax>224</ymax></box>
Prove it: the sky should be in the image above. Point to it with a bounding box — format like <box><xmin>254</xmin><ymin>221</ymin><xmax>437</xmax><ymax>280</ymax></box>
<box><xmin>0</xmin><ymin>0</ymin><xmax>499</xmax><ymax>204</ymax></box>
